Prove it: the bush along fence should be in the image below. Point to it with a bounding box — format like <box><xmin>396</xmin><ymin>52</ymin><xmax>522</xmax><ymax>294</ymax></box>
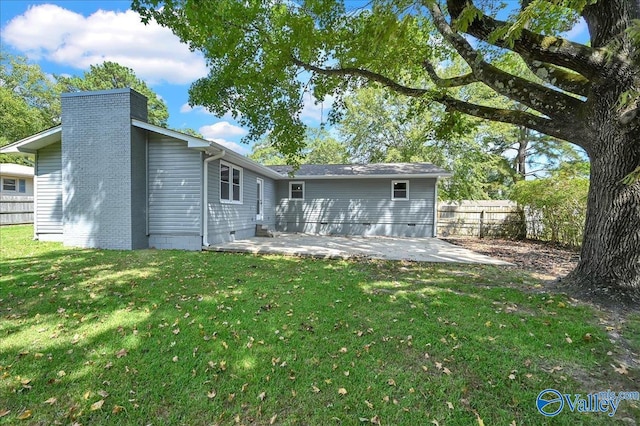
<box><xmin>438</xmin><ymin>198</ymin><xmax>586</xmax><ymax>248</ymax></box>
<box><xmin>0</xmin><ymin>195</ymin><xmax>34</xmax><ymax>225</ymax></box>
<box><xmin>511</xmin><ymin>175</ymin><xmax>588</xmax><ymax>249</ymax></box>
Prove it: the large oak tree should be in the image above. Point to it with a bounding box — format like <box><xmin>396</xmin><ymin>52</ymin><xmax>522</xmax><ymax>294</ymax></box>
<box><xmin>133</xmin><ymin>0</ymin><xmax>640</xmax><ymax>303</ymax></box>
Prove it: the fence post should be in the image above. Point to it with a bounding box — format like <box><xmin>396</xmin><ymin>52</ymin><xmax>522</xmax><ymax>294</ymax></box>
<box><xmin>479</xmin><ymin>210</ymin><xmax>485</xmax><ymax>239</ymax></box>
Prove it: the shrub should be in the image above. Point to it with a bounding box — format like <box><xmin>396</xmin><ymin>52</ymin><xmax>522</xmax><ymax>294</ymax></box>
<box><xmin>511</xmin><ymin>174</ymin><xmax>589</xmax><ymax>248</ymax></box>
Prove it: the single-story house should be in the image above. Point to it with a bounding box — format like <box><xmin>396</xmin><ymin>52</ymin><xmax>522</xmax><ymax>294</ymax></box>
<box><xmin>0</xmin><ymin>163</ymin><xmax>34</xmax><ymax>196</ymax></box>
<box><xmin>0</xmin><ymin>88</ymin><xmax>451</xmax><ymax>250</ymax></box>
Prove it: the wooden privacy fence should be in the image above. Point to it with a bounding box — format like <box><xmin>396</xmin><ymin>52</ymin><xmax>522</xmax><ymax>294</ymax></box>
<box><xmin>437</xmin><ymin>200</ymin><xmax>525</xmax><ymax>238</ymax></box>
<box><xmin>0</xmin><ymin>195</ymin><xmax>34</xmax><ymax>225</ymax></box>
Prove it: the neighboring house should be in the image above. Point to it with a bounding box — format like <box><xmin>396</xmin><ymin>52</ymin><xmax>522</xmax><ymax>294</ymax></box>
<box><xmin>0</xmin><ymin>163</ymin><xmax>34</xmax><ymax>196</ymax></box>
<box><xmin>0</xmin><ymin>89</ymin><xmax>451</xmax><ymax>250</ymax></box>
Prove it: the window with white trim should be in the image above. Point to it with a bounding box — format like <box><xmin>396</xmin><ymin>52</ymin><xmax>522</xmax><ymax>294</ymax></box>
<box><xmin>220</xmin><ymin>162</ymin><xmax>242</xmax><ymax>203</ymax></box>
<box><xmin>2</xmin><ymin>178</ymin><xmax>16</xmax><ymax>192</ymax></box>
<box><xmin>18</xmin><ymin>179</ymin><xmax>26</xmax><ymax>193</ymax></box>
<box><xmin>289</xmin><ymin>182</ymin><xmax>304</xmax><ymax>199</ymax></box>
<box><xmin>392</xmin><ymin>180</ymin><xmax>409</xmax><ymax>200</ymax></box>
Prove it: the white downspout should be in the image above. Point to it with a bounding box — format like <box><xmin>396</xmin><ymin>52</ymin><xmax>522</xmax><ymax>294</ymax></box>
<box><xmin>202</xmin><ymin>150</ymin><xmax>226</xmax><ymax>247</ymax></box>
<box><xmin>433</xmin><ymin>177</ymin><xmax>439</xmax><ymax>238</ymax></box>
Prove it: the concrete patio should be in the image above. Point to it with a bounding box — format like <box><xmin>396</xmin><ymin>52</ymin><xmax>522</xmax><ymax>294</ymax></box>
<box><xmin>206</xmin><ymin>233</ymin><xmax>512</xmax><ymax>265</ymax></box>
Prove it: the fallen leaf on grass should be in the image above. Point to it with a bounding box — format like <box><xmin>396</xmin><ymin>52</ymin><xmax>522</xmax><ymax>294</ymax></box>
<box><xmin>207</xmin><ymin>390</ymin><xmax>217</xmax><ymax>399</ymax></box>
<box><xmin>612</xmin><ymin>364</ymin><xmax>629</xmax><ymax>375</ymax></box>
<box><xmin>338</xmin><ymin>388</ymin><xmax>348</xmax><ymax>395</ymax></box>
<box><xmin>387</xmin><ymin>379</ymin><xmax>396</xmax><ymax>386</ymax></box>
<box><xmin>442</xmin><ymin>367</ymin><xmax>452</xmax><ymax>375</ymax></box>
<box><xmin>17</xmin><ymin>410</ymin><xmax>32</xmax><ymax>420</ymax></box>
<box><xmin>43</xmin><ymin>397</ymin><xmax>57</xmax><ymax>405</ymax></box>
<box><xmin>98</xmin><ymin>390</ymin><xmax>109</xmax><ymax>398</ymax></box>
<box><xmin>258</xmin><ymin>391</ymin><xmax>266</xmax><ymax>401</ymax></box>
<box><xmin>0</xmin><ymin>409</ymin><xmax>10</xmax><ymax>417</ymax></box>
<box><xmin>90</xmin><ymin>399</ymin><xmax>104</xmax><ymax>411</ymax></box>
<box><xmin>311</xmin><ymin>385</ymin><xmax>321</xmax><ymax>393</ymax></box>
<box><xmin>112</xmin><ymin>405</ymin><xmax>124</xmax><ymax>414</ymax></box>
<box><xmin>115</xmin><ymin>348</ymin><xmax>128</xmax><ymax>358</ymax></box>
<box><xmin>269</xmin><ymin>414</ymin><xmax>278</xmax><ymax>424</ymax></box>
<box><xmin>446</xmin><ymin>401</ymin><xmax>454</xmax><ymax>410</ymax></box>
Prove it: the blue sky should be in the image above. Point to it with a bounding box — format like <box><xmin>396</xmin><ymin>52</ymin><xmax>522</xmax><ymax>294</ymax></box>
<box><xmin>1</xmin><ymin>1</ymin><xmax>589</xmax><ymax>155</ymax></box>
<box><xmin>0</xmin><ymin>1</ymin><xmax>330</xmax><ymax>154</ymax></box>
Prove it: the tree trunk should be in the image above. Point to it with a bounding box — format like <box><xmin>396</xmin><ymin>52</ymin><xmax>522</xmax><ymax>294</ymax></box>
<box><xmin>565</xmin><ymin>93</ymin><xmax>640</xmax><ymax>304</ymax></box>
<box><xmin>516</xmin><ymin>126</ymin><xmax>527</xmax><ymax>179</ymax></box>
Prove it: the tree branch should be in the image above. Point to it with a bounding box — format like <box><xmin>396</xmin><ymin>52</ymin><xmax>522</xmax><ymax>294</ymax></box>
<box><xmin>422</xmin><ymin>60</ymin><xmax>477</xmax><ymax>87</ymax></box>
<box><xmin>436</xmin><ymin>94</ymin><xmax>587</xmax><ymax>145</ymax></box>
<box><xmin>525</xmin><ymin>60</ymin><xmax>591</xmax><ymax>97</ymax></box>
<box><xmin>291</xmin><ymin>57</ymin><xmax>431</xmax><ymax>98</ymax></box>
<box><xmin>426</xmin><ymin>1</ymin><xmax>585</xmax><ymax>119</ymax></box>
<box><xmin>443</xmin><ymin>0</ymin><xmax>629</xmax><ymax>81</ymax></box>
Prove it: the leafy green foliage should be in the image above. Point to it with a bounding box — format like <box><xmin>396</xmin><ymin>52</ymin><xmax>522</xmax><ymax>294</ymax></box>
<box><xmin>0</xmin><ymin>54</ymin><xmax>61</xmax><ymax>165</ymax></box>
<box><xmin>511</xmin><ymin>169</ymin><xmax>589</xmax><ymax>247</ymax></box>
<box><xmin>57</xmin><ymin>62</ymin><xmax>169</xmax><ymax>126</ymax></box>
<box><xmin>338</xmin><ymin>85</ymin><xmax>518</xmax><ymax>200</ymax></box>
<box><xmin>132</xmin><ymin>0</ymin><xmax>439</xmax><ymax>165</ymax></box>
<box><xmin>250</xmin><ymin>128</ymin><xmax>348</xmax><ymax>165</ymax></box>
<box><xmin>1</xmin><ymin>225</ymin><xmax>638</xmax><ymax>423</ymax></box>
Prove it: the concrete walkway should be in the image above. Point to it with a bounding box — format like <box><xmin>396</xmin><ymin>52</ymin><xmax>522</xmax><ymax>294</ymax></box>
<box><xmin>206</xmin><ymin>234</ymin><xmax>512</xmax><ymax>265</ymax></box>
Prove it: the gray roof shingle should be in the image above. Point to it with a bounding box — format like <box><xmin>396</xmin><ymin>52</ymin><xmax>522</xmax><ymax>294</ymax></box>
<box><xmin>267</xmin><ymin>162</ymin><xmax>451</xmax><ymax>177</ymax></box>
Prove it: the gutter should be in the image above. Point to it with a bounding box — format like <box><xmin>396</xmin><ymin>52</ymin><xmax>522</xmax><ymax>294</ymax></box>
<box><xmin>202</xmin><ymin>150</ymin><xmax>226</xmax><ymax>247</ymax></box>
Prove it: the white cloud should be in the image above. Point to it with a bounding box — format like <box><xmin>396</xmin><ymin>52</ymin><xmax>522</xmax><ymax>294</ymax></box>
<box><xmin>1</xmin><ymin>4</ymin><xmax>208</xmax><ymax>85</ymax></box>
<box><xmin>300</xmin><ymin>92</ymin><xmax>334</xmax><ymax>124</ymax></box>
<box><xmin>209</xmin><ymin>139</ymin><xmax>250</xmax><ymax>155</ymax></box>
<box><xmin>181</xmin><ymin>103</ymin><xmax>214</xmax><ymax>114</ymax></box>
<box><xmin>199</xmin><ymin>121</ymin><xmax>247</xmax><ymax>140</ymax></box>
<box><xmin>181</xmin><ymin>103</ymin><xmax>237</xmax><ymax>122</ymax></box>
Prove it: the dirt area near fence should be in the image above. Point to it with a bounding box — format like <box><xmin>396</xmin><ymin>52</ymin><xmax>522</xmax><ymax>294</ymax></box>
<box><xmin>441</xmin><ymin>236</ymin><xmax>580</xmax><ymax>281</ymax></box>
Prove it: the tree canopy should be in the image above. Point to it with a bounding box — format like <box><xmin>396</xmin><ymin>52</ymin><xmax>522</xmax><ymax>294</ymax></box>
<box><xmin>57</xmin><ymin>61</ymin><xmax>169</xmax><ymax>126</ymax></box>
<box><xmin>250</xmin><ymin>128</ymin><xmax>348</xmax><ymax>165</ymax></box>
<box><xmin>0</xmin><ymin>54</ymin><xmax>60</xmax><ymax>164</ymax></box>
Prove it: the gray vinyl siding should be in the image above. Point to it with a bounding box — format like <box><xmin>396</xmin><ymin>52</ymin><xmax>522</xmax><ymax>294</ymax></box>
<box><xmin>206</xmin><ymin>159</ymin><xmax>276</xmax><ymax>244</ymax></box>
<box><xmin>35</xmin><ymin>141</ymin><xmax>62</xmax><ymax>236</ymax></box>
<box><xmin>275</xmin><ymin>178</ymin><xmax>436</xmax><ymax>237</ymax></box>
<box><xmin>148</xmin><ymin>135</ymin><xmax>202</xmax><ymax>243</ymax></box>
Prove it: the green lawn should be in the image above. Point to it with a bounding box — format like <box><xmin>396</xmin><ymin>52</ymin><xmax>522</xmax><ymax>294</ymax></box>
<box><xmin>0</xmin><ymin>225</ymin><xmax>638</xmax><ymax>425</ymax></box>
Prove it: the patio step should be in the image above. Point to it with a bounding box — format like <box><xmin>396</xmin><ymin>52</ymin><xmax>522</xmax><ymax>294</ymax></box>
<box><xmin>255</xmin><ymin>224</ymin><xmax>276</xmax><ymax>238</ymax></box>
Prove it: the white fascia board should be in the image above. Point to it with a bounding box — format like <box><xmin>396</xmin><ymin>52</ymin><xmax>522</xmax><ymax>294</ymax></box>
<box><xmin>0</xmin><ymin>126</ymin><xmax>62</xmax><ymax>154</ymax></box>
<box><xmin>132</xmin><ymin>119</ymin><xmax>210</xmax><ymax>148</ymax></box>
<box><xmin>215</xmin><ymin>149</ymin><xmax>284</xmax><ymax>180</ymax></box>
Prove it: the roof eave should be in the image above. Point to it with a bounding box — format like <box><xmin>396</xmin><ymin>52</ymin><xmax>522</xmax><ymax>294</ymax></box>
<box><xmin>279</xmin><ymin>173</ymin><xmax>452</xmax><ymax>180</ymax></box>
<box><xmin>0</xmin><ymin>126</ymin><xmax>62</xmax><ymax>155</ymax></box>
<box><xmin>132</xmin><ymin>119</ymin><xmax>284</xmax><ymax>180</ymax></box>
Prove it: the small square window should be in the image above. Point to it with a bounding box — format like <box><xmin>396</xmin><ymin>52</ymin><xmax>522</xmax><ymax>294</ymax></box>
<box><xmin>2</xmin><ymin>178</ymin><xmax>16</xmax><ymax>192</ymax></box>
<box><xmin>290</xmin><ymin>182</ymin><xmax>304</xmax><ymax>199</ymax></box>
<box><xmin>392</xmin><ymin>180</ymin><xmax>409</xmax><ymax>200</ymax></box>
